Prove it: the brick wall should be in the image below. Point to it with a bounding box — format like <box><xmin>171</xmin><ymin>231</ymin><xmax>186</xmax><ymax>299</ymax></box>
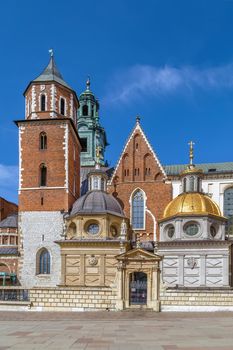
<box><xmin>108</xmin><ymin>125</ymin><xmax>172</xmax><ymax>240</ymax></box>
<box><xmin>18</xmin><ymin>119</ymin><xmax>80</xmax><ymax>212</ymax></box>
<box><xmin>0</xmin><ymin>198</ymin><xmax>18</xmax><ymax>221</ymax></box>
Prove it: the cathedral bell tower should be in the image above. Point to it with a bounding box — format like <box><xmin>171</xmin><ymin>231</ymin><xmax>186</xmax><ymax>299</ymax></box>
<box><xmin>77</xmin><ymin>78</ymin><xmax>108</xmax><ymax>167</ymax></box>
<box><xmin>16</xmin><ymin>52</ymin><xmax>81</xmax><ymax>288</ymax></box>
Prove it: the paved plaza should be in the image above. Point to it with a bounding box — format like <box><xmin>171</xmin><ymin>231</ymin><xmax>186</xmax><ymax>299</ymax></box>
<box><xmin>0</xmin><ymin>311</ymin><xmax>233</xmax><ymax>349</ymax></box>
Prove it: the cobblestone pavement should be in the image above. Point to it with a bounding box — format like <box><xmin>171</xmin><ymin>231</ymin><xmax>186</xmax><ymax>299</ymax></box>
<box><xmin>1</xmin><ymin>311</ymin><xmax>233</xmax><ymax>349</ymax></box>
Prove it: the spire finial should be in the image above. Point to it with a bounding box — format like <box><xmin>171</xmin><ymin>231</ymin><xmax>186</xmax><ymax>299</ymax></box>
<box><xmin>136</xmin><ymin>115</ymin><xmax>140</xmax><ymax>124</ymax></box>
<box><xmin>188</xmin><ymin>141</ymin><xmax>195</xmax><ymax>166</ymax></box>
<box><xmin>86</xmin><ymin>76</ymin><xmax>90</xmax><ymax>91</ymax></box>
<box><xmin>49</xmin><ymin>49</ymin><xmax>54</xmax><ymax>57</ymax></box>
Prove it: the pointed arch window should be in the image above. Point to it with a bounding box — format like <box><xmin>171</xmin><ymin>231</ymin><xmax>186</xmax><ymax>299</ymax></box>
<box><xmin>60</xmin><ymin>98</ymin><xmax>65</xmax><ymax>115</ymax></box>
<box><xmin>39</xmin><ymin>132</ymin><xmax>47</xmax><ymax>150</ymax></box>
<box><xmin>40</xmin><ymin>94</ymin><xmax>46</xmax><ymax>111</ymax></box>
<box><xmin>82</xmin><ymin>105</ymin><xmax>88</xmax><ymax>116</ymax></box>
<box><xmin>40</xmin><ymin>164</ymin><xmax>47</xmax><ymax>186</ymax></box>
<box><xmin>132</xmin><ymin>190</ymin><xmax>145</xmax><ymax>229</ymax></box>
<box><xmin>38</xmin><ymin>248</ymin><xmax>50</xmax><ymax>274</ymax></box>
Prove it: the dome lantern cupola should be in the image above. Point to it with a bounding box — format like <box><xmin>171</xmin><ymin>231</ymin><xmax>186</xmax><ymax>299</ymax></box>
<box><xmin>181</xmin><ymin>141</ymin><xmax>203</xmax><ymax>193</ymax></box>
<box><xmin>87</xmin><ymin>147</ymin><xmax>108</xmax><ymax>191</ymax></box>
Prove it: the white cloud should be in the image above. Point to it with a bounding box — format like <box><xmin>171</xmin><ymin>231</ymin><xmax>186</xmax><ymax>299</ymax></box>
<box><xmin>0</xmin><ymin>164</ymin><xmax>18</xmax><ymax>203</ymax></box>
<box><xmin>104</xmin><ymin>63</ymin><xmax>233</xmax><ymax>104</ymax></box>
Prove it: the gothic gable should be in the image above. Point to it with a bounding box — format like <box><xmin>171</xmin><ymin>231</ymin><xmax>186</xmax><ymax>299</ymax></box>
<box><xmin>110</xmin><ymin>119</ymin><xmax>167</xmax><ymax>184</ymax></box>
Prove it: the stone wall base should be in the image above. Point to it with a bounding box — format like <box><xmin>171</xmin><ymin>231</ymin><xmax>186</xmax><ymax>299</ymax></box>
<box><xmin>160</xmin><ymin>288</ymin><xmax>233</xmax><ymax>311</ymax></box>
<box><xmin>30</xmin><ymin>287</ymin><xmax>117</xmax><ymax>311</ymax></box>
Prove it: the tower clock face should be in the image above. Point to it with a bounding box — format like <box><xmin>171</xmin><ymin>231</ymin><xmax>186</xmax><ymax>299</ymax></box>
<box><xmin>87</xmin><ymin>223</ymin><xmax>99</xmax><ymax>235</ymax></box>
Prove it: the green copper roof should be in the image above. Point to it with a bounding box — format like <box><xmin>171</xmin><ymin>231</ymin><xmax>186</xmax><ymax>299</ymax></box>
<box><xmin>33</xmin><ymin>56</ymin><xmax>72</xmax><ymax>90</ymax></box>
<box><xmin>164</xmin><ymin>162</ymin><xmax>233</xmax><ymax>176</ymax></box>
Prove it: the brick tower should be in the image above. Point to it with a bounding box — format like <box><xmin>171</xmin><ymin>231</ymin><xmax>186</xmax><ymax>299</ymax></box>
<box><xmin>16</xmin><ymin>52</ymin><xmax>81</xmax><ymax>287</ymax></box>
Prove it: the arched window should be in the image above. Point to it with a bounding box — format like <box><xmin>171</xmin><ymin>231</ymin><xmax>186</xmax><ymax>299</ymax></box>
<box><xmin>82</xmin><ymin>105</ymin><xmax>88</xmax><ymax>116</ymax></box>
<box><xmin>40</xmin><ymin>164</ymin><xmax>47</xmax><ymax>186</ymax></box>
<box><xmin>183</xmin><ymin>178</ymin><xmax>187</xmax><ymax>192</ymax></box>
<box><xmin>60</xmin><ymin>98</ymin><xmax>65</xmax><ymax>115</ymax></box>
<box><xmin>132</xmin><ymin>190</ymin><xmax>145</xmax><ymax>229</ymax></box>
<box><xmin>224</xmin><ymin>187</ymin><xmax>233</xmax><ymax>236</ymax></box>
<box><xmin>189</xmin><ymin>176</ymin><xmax>194</xmax><ymax>192</ymax></box>
<box><xmin>38</xmin><ymin>249</ymin><xmax>50</xmax><ymax>274</ymax></box>
<box><xmin>40</xmin><ymin>94</ymin><xmax>46</xmax><ymax>111</ymax></box>
<box><xmin>39</xmin><ymin>132</ymin><xmax>47</xmax><ymax>150</ymax></box>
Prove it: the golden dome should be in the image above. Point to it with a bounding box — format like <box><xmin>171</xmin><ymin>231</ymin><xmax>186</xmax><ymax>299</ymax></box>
<box><xmin>163</xmin><ymin>192</ymin><xmax>223</xmax><ymax>220</ymax></box>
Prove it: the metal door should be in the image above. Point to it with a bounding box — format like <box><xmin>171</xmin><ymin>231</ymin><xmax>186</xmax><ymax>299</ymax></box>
<box><xmin>129</xmin><ymin>272</ymin><xmax>147</xmax><ymax>305</ymax></box>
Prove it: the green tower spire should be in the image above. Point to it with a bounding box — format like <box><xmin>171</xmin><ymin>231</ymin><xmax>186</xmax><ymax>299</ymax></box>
<box><xmin>77</xmin><ymin>78</ymin><xmax>108</xmax><ymax>167</ymax></box>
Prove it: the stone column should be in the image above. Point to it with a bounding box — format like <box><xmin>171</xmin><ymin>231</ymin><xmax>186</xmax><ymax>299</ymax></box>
<box><xmin>115</xmin><ymin>262</ymin><xmax>124</xmax><ymax>310</ymax></box>
<box><xmin>151</xmin><ymin>264</ymin><xmax>161</xmax><ymax>312</ymax></box>
<box><xmin>222</xmin><ymin>255</ymin><xmax>229</xmax><ymax>286</ymax></box>
<box><xmin>80</xmin><ymin>254</ymin><xmax>85</xmax><ymax>285</ymax></box>
<box><xmin>60</xmin><ymin>254</ymin><xmax>66</xmax><ymax>286</ymax></box>
<box><xmin>178</xmin><ymin>255</ymin><xmax>184</xmax><ymax>286</ymax></box>
<box><xmin>200</xmin><ymin>255</ymin><xmax>206</xmax><ymax>286</ymax></box>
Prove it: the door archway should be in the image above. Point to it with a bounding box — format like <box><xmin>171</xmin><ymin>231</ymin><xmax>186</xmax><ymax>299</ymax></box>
<box><xmin>129</xmin><ymin>272</ymin><xmax>147</xmax><ymax>305</ymax></box>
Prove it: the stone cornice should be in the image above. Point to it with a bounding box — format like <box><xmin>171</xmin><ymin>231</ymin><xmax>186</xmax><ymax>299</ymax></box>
<box><xmin>158</xmin><ymin>240</ymin><xmax>232</xmax><ymax>248</ymax></box>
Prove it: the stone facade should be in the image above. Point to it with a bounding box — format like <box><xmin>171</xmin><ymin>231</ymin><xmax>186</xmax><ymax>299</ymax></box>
<box><xmin>159</xmin><ymin>241</ymin><xmax>232</xmax><ymax>287</ymax></box>
<box><xmin>19</xmin><ymin>211</ymin><xmax>63</xmax><ymax>288</ymax></box>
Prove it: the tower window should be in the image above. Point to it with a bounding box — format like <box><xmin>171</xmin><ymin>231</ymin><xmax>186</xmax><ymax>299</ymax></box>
<box><xmin>40</xmin><ymin>94</ymin><xmax>46</xmax><ymax>111</ymax></box>
<box><xmin>40</xmin><ymin>164</ymin><xmax>47</xmax><ymax>186</ymax></box>
<box><xmin>38</xmin><ymin>248</ymin><xmax>50</xmax><ymax>274</ymax></box>
<box><xmin>81</xmin><ymin>138</ymin><xmax>87</xmax><ymax>152</ymax></box>
<box><xmin>131</xmin><ymin>190</ymin><xmax>145</xmax><ymax>229</ymax></box>
<box><xmin>82</xmin><ymin>105</ymin><xmax>88</xmax><ymax>116</ymax></box>
<box><xmin>60</xmin><ymin>98</ymin><xmax>65</xmax><ymax>115</ymax></box>
<box><xmin>39</xmin><ymin>132</ymin><xmax>47</xmax><ymax>150</ymax></box>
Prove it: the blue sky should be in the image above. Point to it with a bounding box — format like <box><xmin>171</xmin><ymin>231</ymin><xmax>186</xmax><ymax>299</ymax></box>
<box><xmin>1</xmin><ymin>0</ymin><xmax>233</xmax><ymax>202</ymax></box>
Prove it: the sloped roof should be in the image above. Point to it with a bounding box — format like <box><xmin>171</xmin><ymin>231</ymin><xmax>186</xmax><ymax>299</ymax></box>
<box><xmin>70</xmin><ymin>190</ymin><xmax>125</xmax><ymax>217</ymax></box>
<box><xmin>164</xmin><ymin>162</ymin><xmax>233</xmax><ymax>176</ymax></box>
<box><xmin>0</xmin><ymin>213</ymin><xmax>18</xmax><ymax>228</ymax></box>
<box><xmin>33</xmin><ymin>56</ymin><xmax>72</xmax><ymax>90</ymax></box>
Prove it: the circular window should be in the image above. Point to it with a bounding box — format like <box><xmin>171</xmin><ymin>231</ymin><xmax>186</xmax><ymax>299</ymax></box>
<box><xmin>87</xmin><ymin>223</ymin><xmax>99</xmax><ymax>235</ymax></box>
<box><xmin>184</xmin><ymin>223</ymin><xmax>199</xmax><ymax>236</ymax></box>
<box><xmin>210</xmin><ymin>225</ymin><xmax>217</xmax><ymax>237</ymax></box>
<box><xmin>166</xmin><ymin>225</ymin><xmax>175</xmax><ymax>238</ymax></box>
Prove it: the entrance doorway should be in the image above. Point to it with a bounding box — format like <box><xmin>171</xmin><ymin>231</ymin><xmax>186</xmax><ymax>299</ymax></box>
<box><xmin>129</xmin><ymin>272</ymin><xmax>147</xmax><ymax>305</ymax></box>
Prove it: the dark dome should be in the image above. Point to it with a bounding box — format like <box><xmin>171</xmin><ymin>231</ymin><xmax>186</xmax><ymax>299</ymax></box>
<box><xmin>70</xmin><ymin>190</ymin><xmax>125</xmax><ymax>217</ymax></box>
